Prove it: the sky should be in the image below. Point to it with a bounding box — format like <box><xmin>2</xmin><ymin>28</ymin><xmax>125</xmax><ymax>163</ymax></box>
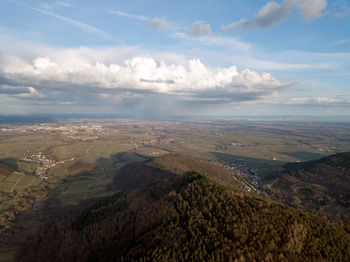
<box><xmin>0</xmin><ymin>0</ymin><xmax>350</xmax><ymax>117</ymax></box>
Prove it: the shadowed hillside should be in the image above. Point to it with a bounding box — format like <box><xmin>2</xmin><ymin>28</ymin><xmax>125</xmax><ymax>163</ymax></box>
<box><xmin>263</xmin><ymin>152</ymin><xmax>350</xmax><ymax>223</ymax></box>
<box><xmin>17</xmin><ymin>154</ymin><xmax>350</xmax><ymax>261</ymax></box>
<box><xmin>115</xmin><ymin>153</ymin><xmax>252</xmax><ymax>192</ymax></box>
<box><xmin>68</xmin><ymin>161</ymin><xmax>95</xmax><ymax>175</ymax></box>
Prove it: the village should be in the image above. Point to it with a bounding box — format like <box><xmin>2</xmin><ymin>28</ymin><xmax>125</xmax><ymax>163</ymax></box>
<box><xmin>21</xmin><ymin>153</ymin><xmax>74</xmax><ymax>179</ymax></box>
<box><xmin>219</xmin><ymin>160</ymin><xmax>261</xmax><ymax>193</ymax></box>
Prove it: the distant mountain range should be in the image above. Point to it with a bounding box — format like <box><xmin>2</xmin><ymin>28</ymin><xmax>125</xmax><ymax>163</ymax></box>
<box><xmin>17</xmin><ymin>153</ymin><xmax>350</xmax><ymax>261</ymax></box>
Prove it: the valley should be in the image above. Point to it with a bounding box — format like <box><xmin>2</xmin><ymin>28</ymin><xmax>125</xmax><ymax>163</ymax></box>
<box><xmin>0</xmin><ymin>118</ymin><xmax>350</xmax><ymax>260</ymax></box>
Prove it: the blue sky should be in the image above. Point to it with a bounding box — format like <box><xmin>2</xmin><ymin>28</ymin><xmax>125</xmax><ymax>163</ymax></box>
<box><xmin>0</xmin><ymin>0</ymin><xmax>349</xmax><ymax>116</ymax></box>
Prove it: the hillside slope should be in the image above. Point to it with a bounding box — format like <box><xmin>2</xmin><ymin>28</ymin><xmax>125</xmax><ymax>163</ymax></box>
<box><xmin>68</xmin><ymin>161</ymin><xmax>95</xmax><ymax>175</ymax></box>
<box><xmin>17</xmin><ymin>154</ymin><xmax>350</xmax><ymax>261</ymax></box>
<box><xmin>115</xmin><ymin>153</ymin><xmax>254</xmax><ymax>192</ymax></box>
<box><xmin>263</xmin><ymin>152</ymin><xmax>350</xmax><ymax>222</ymax></box>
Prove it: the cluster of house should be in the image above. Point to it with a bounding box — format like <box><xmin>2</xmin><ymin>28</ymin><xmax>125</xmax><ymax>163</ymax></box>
<box><xmin>220</xmin><ymin>160</ymin><xmax>261</xmax><ymax>190</ymax></box>
<box><xmin>21</xmin><ymin>153</ymin><xmax>74</xmax><ymax>179</ymax></box>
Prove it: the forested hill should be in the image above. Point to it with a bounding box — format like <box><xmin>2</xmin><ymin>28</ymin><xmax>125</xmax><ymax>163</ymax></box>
<box><xmin>17</xmin><ymin>154</ymin><xmax>350</xmax><ymax>261</ymax></box>
<box><xmin>263</xmin><ymin>152</ymin><xmax>350</xmax><ymax>222</ymax></box>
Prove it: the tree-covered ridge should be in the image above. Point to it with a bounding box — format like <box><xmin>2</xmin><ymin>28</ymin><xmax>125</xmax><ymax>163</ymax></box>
<box><xmin>17</xmin><ymin>155</ymin><xmax>350</xmax><ymax>261</ymax></box>
<box><xmin>263</xmin><ymin>152</ymin><xmax>350</xmax><ymax>222</ymax></box>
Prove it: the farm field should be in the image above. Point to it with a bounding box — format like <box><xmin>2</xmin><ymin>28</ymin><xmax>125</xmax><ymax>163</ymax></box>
<box><xmin>1</xmin><ymin>118</ymin><xmax>350</xmax><ymax>260</ymax></box>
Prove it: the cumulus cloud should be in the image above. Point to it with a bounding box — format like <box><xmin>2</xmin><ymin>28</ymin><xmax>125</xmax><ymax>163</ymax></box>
<box><xmin>223</xmin><ymin>0</ymin><xmax>327</xmax><ymax>32</ymax></box>
<box><xmin>187</xmin><ymin>21</ymin><xmax>212</xmax><ymax>37</ymax></box>
<box><xmin>148</xmin><ymin>17</ymin><xmax>174</xmax><ymax>31</ymax></box>
<box><xmin>0</xmin><ymin>47</ymin><xmax>286</xmax><ymax>107</ymax></box>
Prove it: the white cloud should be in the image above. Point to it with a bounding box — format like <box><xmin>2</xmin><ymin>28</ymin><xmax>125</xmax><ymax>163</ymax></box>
<box><xmin>223</xmin><ymin>0</ymin><xmax>327</xmax><ymax>31</ymax></box>
<box><xmin>187</xmin><ymin>21</ymin><xmax>212</xmax><ymax>37</ymax></box>
<box><xmin>0</xmin><ymin>46</ymin><xmax>286</xmax><ymax>104</ymax></box>
<box><xmin>287</xmin><ymin>96</ymin><xmax>344</xmax><ymax>105</ymax></box>
<box><xmin>148</xmin><ymin>17</ymin><xmax>174</xmax><ymax>31</ymax></box>
<box><xmin>108</xmin><ymin>10</ymin><xmax>148</xmax><ymax>21</ymax></box>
